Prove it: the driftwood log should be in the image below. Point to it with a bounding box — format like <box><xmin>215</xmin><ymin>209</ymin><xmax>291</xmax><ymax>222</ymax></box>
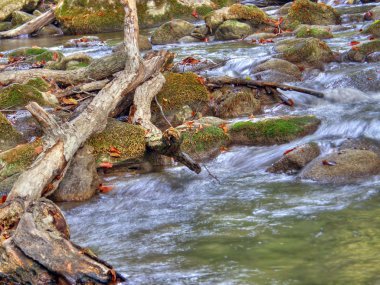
<box><xmin>0</xmin><ymin>0</ymin><xmax>200</xmax><ymax>283</ymax></box>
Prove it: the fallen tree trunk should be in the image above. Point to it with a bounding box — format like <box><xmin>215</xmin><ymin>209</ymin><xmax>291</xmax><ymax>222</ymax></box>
<box><xmin>0</xmin><ymin>9</ymin><xmax>55</xmax><ymax>39</ymax></box>
<box><xmin>206</xmin><ymin>76</ymin><xmax>325</xmax><ymax>98</ymax></box>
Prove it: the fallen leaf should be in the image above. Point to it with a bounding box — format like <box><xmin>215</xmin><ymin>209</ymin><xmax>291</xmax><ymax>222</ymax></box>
<box><xmin>283</xmin><ymin>147</ymin><xmax>297</xmax><ymax>155</ymax></box>
<box><xmin>191</xmin><ymin>9</ymin><xmax>199</xmax><ymax>19</ymax></box>
<box><xmin>110</xmin><ymin>152</ymin><xmax>121</xmax><ymax>158</ymax></box>
<box><xmin>220</xmin><ymin>146</ymin><xmax>228</xmax><ymax>152</ymax></box>
<box><xmin>219</xmin><ymin>123</ymin><xmax>228</xmax><ymax>134</ymax></box>
<box><xmin>99</xmin><ymin>162</ymin><xmax>113</xmax><ymax>168</ymax></box>
<box><xmin>197</xmin><ymin>76</ymin><xmax>206</xmax><ymax>85</ymax></box>
<box><xmin>62</xmin><ymin>97</ymin><xmax>78</xmax><ymax>105</ymax></box>
<box><xmin>109</xmin><ymin>146</ymin><xmax>121</xmax><ymax>154</ymax></box>
<box><xmin>0</xmin><ymin>195</ymin><xmax>7</xmax><ymax>204</ymax></box>
<box><xmin>99</xmin><ymin>184</ymin><xmax>114</xmax><ymax>193</ymax></box>
<box><xmin>203</xmin><ymin>37</ymin><xmax>209</xmax><ymax>43</ymax></box>
<box><xmin>350</xmin><ymin>41</ymin><xmax>360</xmax><ymax>46</ymax></box>
<box><xmin>0</xmin><ymin>54</ymin><xmax>3</xmax><ymax>58</ymax></box>
<box><xmin>322</xmin><ymin>160</ymin><xmax>337</xmax><ymax>166</ymax></box>
<box><xmin>52</xmin><ymin>52</ymin><xmax>59</xmax><ymax>61</ymax></box>
<box><xmin>181</xmin><ymin>56</ymin><xmax>201</xmax><ymax>65</ymax></box>
<box><xmin>34</xmin><ymin>145</ymin><xmax>43</xmax><ymax>155</ymax></box>
<box><xmin>249</xmin><ymin>114</ymin><xmax>255</xmax><ymax>119</ymax></box>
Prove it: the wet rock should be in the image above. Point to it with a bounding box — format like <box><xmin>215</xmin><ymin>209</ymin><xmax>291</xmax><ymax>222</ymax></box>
<box><xmin>63</xmin><ymin>36</ymin><xmax>104</xmax><ymax>48</ymax></box>
<box><xmin>299</xmin><ymin>149</ymin><xmax>380</xmax><ymax>183</ymax></box>
<box><xmin>245</xmin><ymin>32</ymin><xmax>276</xmax><ymax>41</ymax></box>
<box><xmin>178</xmin><ymin>36</ymin><xmax>201</xmax><ymax>43</ymax></box>
<box><xmin>138</xmin><ymin>35</ymin><xmax>153</xmax><ymax>51</ymax></box>
<box><xmin>151</xmin><ymin>19</ymin><xmax>194</xmax><ymax>45</ymax></box>
<box><xmin>180</xmin><ymin>125</ymin><xmax>230</xmax><ymax>160</ymax></box>
<box><xmin>205</xmin><ymin>4</ymin><xmax>270</xmax><ymax>32</ymax></box>
<box><xmin>215</xmin><ymin>20</ymin><xmax>253</xmax><ymax>40</ymax></box>
<box><xmin>196</xmin><ymin>116</ymin><xmax>228</xmax><ymax>127</ymax></box>
<box><xmin>87</xmin><ymin>119</ymin><xmax>146</xmax><ymax>166</ymax></box>
<box><xmin>0</xmin><ymin>113</ymin><xmax>23</xmax><ymax>152</ymax></box>
<box><xmin>340</xmin><ymin>137</ymin><xmax>380</xmax><ymax>156</ymax></box>
<box><xmin>0</xmin><ymin>21</ymin><xmax>11</xmax><ymax>31</ymax></box>
<box><xmin>191</xmin><ymin>24</ymin><xmax>209</xmax><ymax>40</ymax></box>
<box><xmin>267</xmin><ymin>142</ymin><xmax>321</xmax><ymax>174</ymax></box>
<box><xmin>152</xmin><ymin>72</ymin><xmax>210</xmax><ymax>128</ymax></box>
<box><xmin>252</xmin><ymin>58</ymin><xmax>302</xmax><ymax>80</ymax></box>
<box><xmin>285</xmin><ymin>0</ymin><xmax>341</xmax><ymax>29</ymax></box>
<box><xmin>295</xmin><ymin>25</ymin><xmax>333</xmax><ymax>39</ymax></box>
<box><xmin>367</xmin><ymin>52</ymin><xmax>380</xmax><ymax>62</ymax></box>
<box><xmin>345</xmin><ymin>39</ymin><xmax>380</xmax><ymax>62</ymax></box>
<box><xmin>229</xmin><ymin>116</ymin><xmax>321</xmax><ymax>146</ymax></box>
<box><xmin>275</xmin><ymin>38</ymin><xmax>335</xmax><ymax>67</ymax></box>
<box><xmin>46</xmin><ymin>53</ymin><xmax>92</xmax><ymax>70</ymax></box>
<box><xmin>36</xmin><ymin>24</ymin><xmax>63</xmax><ymax>36</ymax></box>
<box><xmin>362</xmin><ymin>20</ymin><xmax>380</xmax><ymax>38</ymax></box>
<box><xmin>172</xmin><ymin>57</ymin><xmax>216</xmax><ymax>73</ymax></box>
<box><xmin>0</xmin><ymin>0</ymin><xmax>39</xmax><ymax>21</ymax></box>
<box><xmin>370</xmin><ymin>6</ymin><xmax>380</xmax><ymax>20</ymax></box>
<box><xmin>50</xmin><ymin>145</ymin><xmax>100</xmax><ymax>202</ymax></box>
<box><xmin>212</xmin><ymin>86</ymin><xmax>261</xmax><ymax>118</ymax></box>
<box><xmin>253</xmin><ymin>70</ymin><xmax>301</xmax><ymax>83</ymax></box>
<box><xmin>0</xmin><ymin>79</ymin><xmax>57</xmax><ymax>109</ymax></box>
<box><xmin>11</xmin><ymin>11</ymin><xmax>34</xmax><ymax>27</ymax></box>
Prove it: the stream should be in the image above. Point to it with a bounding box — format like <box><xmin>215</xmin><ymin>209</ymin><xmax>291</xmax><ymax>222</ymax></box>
<box><xmin>1</xmin><ymin>2</ymin><xmax>380</xmax><ymax>284</ymax></box>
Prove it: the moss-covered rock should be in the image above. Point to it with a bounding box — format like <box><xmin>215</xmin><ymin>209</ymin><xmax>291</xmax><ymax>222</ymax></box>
<box><xmin>295</xmin><ymin>25</ymin><xmax>333</xmax><ymax>39</ymax></box>
<box><xmin>0</xmin><ymin>139</ymin><xmax>42</xmax><ymax>183</ymax></box>
<box><xmin>151</xmin><ymin>19</ymin><xmax>194</xmax><ymax>45</ymax></box>
<box><xmin>0</xmin><ymin>21</ymin><xmax>12</xmax><ymax>31</ymax></box>
<box><xmin>229</xmin><ymin>116</ymin><xmax>321</xmax><ymax>146</ymax></box>
<box><xmin>0</xmin><ymin>0</ymin><xmax>39</xmax><ymax>21</ymax></box>
<box><xmin>205</xmin><ymin>4</ymin><xmax>269</xmax><ymax>32</ymax></box>
<box><xmin>180</xmin><ymin>125</ymin><xmax>230</xmax><ymax>159</ymax></box>
<box><xmin>46</xmin><ymin>53</ymin><xmax>92</xmax><ymax>70</ymax></box>
<box><xmin>275</xmin><ymin>37</ymin><xmax>335</xmax><ymax>67</ymax></box>
<box><xmin>0</xmin><ymin>113</ymin><xmax>22</xmax><ymax>152</ymax></box>
<box><xmin>215</xmin><ymin>19</ymin><xmax>253</xmax><ymax>40</ymax></box>
<box><xmin>11</xmin><ymin>11</ymin><xmax>34</xmax><ymax>27</ymax></box>
<box><xmin>285</xmin><ymin>0</ymin><xmax>341</xmax><ymax>30</ymax></box>
<box><xmin>9</xmin><ymin>47</ymin><xmax>64</xmax><ymax>63</ymax></box>
<box><xmin>25</xmin><ymin>77</ymin><xmax>51</xmax><ymax>92</ymax></box>
<box><xmin>345</xmin><ymin>39</ymin><xmax>380</xmax><ymax>62</ymax></box>
<box><xmin>362</xmin><ymin>20</ymin><xmax>380</xmax><ymax>38</ymax></box>
<box><xmin>0</xmin><ymin>81</ymin><xmax>56</xmax><ymax>109</ymax></box>
<box><xmin>212</xmin><ymin>86</ymin><xmax>261</xmax><ymax>118</ymax></box>
<box><xmin>299</xmin><ymin>149</ymin><xmax>380</xmax><ymax>183</ymax></box>
<box><xmin>87</xmin><ymin>119</ymin><xmax>146</xmax><ymax>165</ymax></box>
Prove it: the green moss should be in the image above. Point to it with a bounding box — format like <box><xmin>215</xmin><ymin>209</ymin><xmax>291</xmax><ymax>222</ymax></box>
<box><xmin>0</xmin><ymin>139</ymin><xmax>42</xmax><ymax>181</ymax></box>
<box><xmin>10</xmin><ymin>47</ymin><xmax>47</xmax><ymax>57</ymax></box>
<box><xmin>228</xmin><ymin>4</ymin><xmax>269</xmax><ymax>25</ymax></box>
<box><xmin>0</xmin><ymin>113</ymin><xmax>22</xmax><ymax>149</ymax></box>
<box><xmin>286</xmin><ymin>0</ymin><xmax>341</xmax><ymax>29</ymax></box>
<box><xmin>0</xmin><ymin>84</ymin><xmax>49</xmax><ymax>109</ymax></box>
<box><xmin>9</xmin><ymin>48</ymin><xmax>63</xmax><ymax>63</ymax></box>
<box><xmin>87</xmin><ymin>119</ymin><xmax>146</xmax><ymax>163</ymax></box>
<box><xmin>295</xmin><ymin>25</ymin><xmax>333</xmax><ymax>39</ymax></box>
<box><xmin>363</xmin><ymin>20</ymin><xmax>380</xmax><ymax>37</ymax></box>
<box><xmin>181</xmin><ymin>126</ymin><xmax>230</xmax><ymax>157</ymax></box>
<box><xmin>347</xmin><ymin>39</ymin><xmax>380</xmax><ymax>62</ymax></box>
<box><xmin>229</xmin><ymin>116</ymin><xmax>320</xmax><ymax>145</ymax></box>
<box><xmin>25</xmin><ymin>77</ymin><xmax>51</xmax><ymax>92</ymax></box>
<box><xmin>156</xmin><ymin>72</ymin><xmax>210</xmax><ymax>111</ymax></box>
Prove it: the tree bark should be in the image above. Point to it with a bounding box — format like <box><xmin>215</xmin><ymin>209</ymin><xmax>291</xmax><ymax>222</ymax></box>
<box><xmin>0</xmin><ymin>9</ymin><xmax>55</xmax><ymax>39</ymax></box>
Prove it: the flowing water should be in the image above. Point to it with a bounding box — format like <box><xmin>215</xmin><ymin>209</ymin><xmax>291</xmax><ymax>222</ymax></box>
<box><xmin>2</xmin><ymin>3</ymin><xmax>380</xmax><ymax>284</ymax></box>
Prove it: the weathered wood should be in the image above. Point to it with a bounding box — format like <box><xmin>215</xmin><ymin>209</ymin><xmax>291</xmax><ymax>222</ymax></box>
<box><xmin>0</xmin><ymin>9</ymin><xmax>55</xmax><ymax>39</ymax></box>
<box><xmin>206</xmin><ymin>76</ymin><xmax>325</xmax><ymax>98</ymax></box>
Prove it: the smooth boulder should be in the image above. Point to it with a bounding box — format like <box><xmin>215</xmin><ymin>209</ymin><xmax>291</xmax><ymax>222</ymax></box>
<box><xmin>215</xmin><ymin>20</ymin><xmax>253</xmax><ymax>40</ymax></box>
<box><xmin>151</xmin><ymin>19</ymin><xmax>194</xmax><ymax>45</ymax></box>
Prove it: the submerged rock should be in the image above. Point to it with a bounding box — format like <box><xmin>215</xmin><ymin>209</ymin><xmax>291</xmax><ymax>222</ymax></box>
<box><xmin>0</xmin><ymin>113</ymin><xmax>23</xmax><ymax>152</ymax></box>
<box><xmin>299</xmin><ymin>149</ymin><xmax>380</xmax><ymax>183</ymax></box>
<box><xmin>285</xmin><ymin>0</ymin><xmax>341</xmax><ymax>29</ymax></box>
<box><xmin>151</xmin><ymin>19</ymin><xmax>194</xmax><ymax>45</ymax></box>
<box><xmin>275</xmin><ymin>38</ymin><xmax>335</xmax><ymax>67</ymax></box>
<box><xmin>50</xmin><ymin>145</ymin><xmax>100</xmax><ymax>202</ymax></box>
<box><xmin>295</xmin><ymin>25</ymin><xmax>333</xmax><ymax>39</ymax></box>
<box><xmin>229</xmin><ymin>116</ymin><xmax>321</xmax><ymax>146</ymax></box>
<box><xmin>267</xmin><ymin>142</ymin><xmax>320</xmax><ymax>174</ymax></box>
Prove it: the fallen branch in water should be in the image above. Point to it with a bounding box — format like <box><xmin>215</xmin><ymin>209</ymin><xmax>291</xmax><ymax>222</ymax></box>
<box><xmin>206</xmin><ymin>76</ymin><xmax>325</xmax><ymax>98</ymax></box>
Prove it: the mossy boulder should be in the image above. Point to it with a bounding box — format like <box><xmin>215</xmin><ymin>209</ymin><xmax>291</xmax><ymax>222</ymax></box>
<box><xmin>299</xmin><ymin>149</ymin><xmax>380</xmax><ymax>183</ymax></box>
<box><xmin>295</xmin><ymin>25</ymin><xmax>333</xmax><ymax>39</ymax></box>
<box><xmin>153</xmin><ymin>72</ymin><xmax>210</xmax><ymax>127</ymax></box>
<box><xmin>267</xmin><ymin>142</ymin><xmax>320</xmax><ymax>174</ymax></box>
<box><xmin>151</xmin><ymin>19</ymin><xmax>194</xmax><ymax>45</ymax></box>
<box><xmin>11</xmin><ymin>11</ymin><xmax>34</xmax><ymax>27</ymax></box>
<box><xmin>212</xmin><ymin>86</ymin><xmax>261</xmax><ymax>118</ymax></box>
<box><xmin>46</xmin><ymin>53</ymin><xmax>92</xmax><ymax>70</ymax></box>
<box><xmin>0</xmin><ymin>0</ymin><xmax>39</xmax><ymax>21</ymax></box>
<box><xmin>362</xmin><ymin>20</ymin><xmax>380</xmax><ymax>38</ymax></box>
<box><xmin>275</xmin><ymin>37</ymin><xmax>335</xmax><ymax>67</ymax></box>
<box><xmin>285</xmin><ymin>0</ymin><xmax>341</xmax><ymax>30</ymax></box>
<box><xmin>205</xmin><ymin>4</ymin><xmax>269</xmax><ymax>32</ymax></box>
<box><xmin>215</xmin><ymin>20</ymin><xmax>253</xmax><ymax>40</ymax></box>
<box><xmin>0</xmin><ymin>79</ymin><xmax>56</xmax><ymax>109</ymax></box>
<box><xmin>9</xmin><ymin>47</ymin><xmax>64</xmax><ymax>63</ymax></box>
<box><xmin>87</xmin><ymin>119</ymin><xmax>146</xmax><ymax>165</ymax></box>
<box><xmin>0</xmin><ymin>21</ymin><xmax>12</xmax><ymax>31</ymax></box>
<box><xmin>25</xmin><ymin>77</ymin><xmax>51</xmax><ymax>92</ymax></box>
<box><xmin>180</xmin><ymin>125</ymin><xmax>230</xmax><ymax>160</ymax></box>
<box><xmin>36</xmin><ymin>24</ymin><xmax>63</xmax><ymax>36</ymax></box>
<box><xmin>229</xmin><ymin>116</ymin><xmax>321</xmax><ymax>146</ymax></box>
<box><xmin>252</xmin><ymin>58</ymin><xmax>302</xmax><ymax>81</ymax></box>
<box><xmin>345</xmin><ymin>39</ymin><xmax>380</xmax><ymax>62</ymax></box>
<box><xmin>0</xmin><ymin>113</ymin><xmax>22</xmax><ymax>152</ymax></box>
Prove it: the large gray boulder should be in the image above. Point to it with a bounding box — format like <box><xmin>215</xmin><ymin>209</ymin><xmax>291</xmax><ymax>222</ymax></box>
<box><xmin>151</xmin><ymin>19</ymin><xmax>194</xmax><ymax>45</ymax></box>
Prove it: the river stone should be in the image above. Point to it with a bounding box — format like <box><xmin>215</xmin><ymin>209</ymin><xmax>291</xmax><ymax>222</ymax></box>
<box><xmin>0</xmin><ymin>0</ymin><xmax>39</xmax><ymax>21</ymax></box>
<box><xmin>212</xmin><ymin>86</ymin><xmax>261</xmax><ymax>118</ymax></box>
<box><xmin>36</xmin><ymin>24</ymin><xmax>63</xmax><ymax>36</ymax></box>
<box><xmin>178</xmin><ymin>36</ymin><xmax>201</xmax><ymax>43</ymax></box>
<box><xmin>345</xmin><ymin>39</ymin><xmax>380</xmax><ymax>62</ymax></box>
<box><xmin>252</xmin><ymin>58</ymin><xmax>302</xmax><ymax>80</ymax></box>
<box><xmin>370</xmin><ymin>6</ymin><xmax>380</xmax><ymax>20</ymax></box>
<box><xmin>295</xmin><ymin>25</ymin><xmax>333</xmax><ymax>39</ymax></box>
<box><xmin>362</xmin><ymin>20</ymin><xmax>380</xmax><ymax>38</ymax></box>
<box><xmin>339</xmin><ymin>137</ymin><xmax>380</xmax><ymax>156</ymax></box>
<box><xmin>215</xmin><ymin>20</ymin><xmax>253</xmax><ymax>40</ymax></box>
<box><xmin>50</xmin><ymin>145</ymin><xmax>100</xmax><ymax>202</ymax></box>
<box><xmin>275</xmin><ymin>38</ymin><xmax>335</xmax><ymax>67</ymax></box>
<box><xmin>0</xmin><ymin>21</ymin><xmax>12</xmax><ymax>31</ymax></box>
<box><xmin>367</xmin><ymin>52</ymin><xmax>380</xmax><ymax>62</ymax></box>
<box><xmin>151</xmin><ymin>19</ymin><xmax>194</xmax><ymax>45</ymax></box>
<box><xmin>11</xmin><ymin>11</ymin><xmax>34</xmax><ymax>27</ymax></box>
<box><xmin>267</xmin><ymin>142</ymin><xmax>321</xmax><ymax>174</ymax></box>
<box><xmin>191</xmin><ymin>24</ymin><xmax>209</xmax><ymax>40</ymax></box>
<box><xmin>0</xmin><ymin>113</ymin><xmax>23</xmax><ymax>152</ymax></box>
<box><xmin>229</xmin><ymin>116</ymin><xmax>321</xmax><ymax>146</ymax></box>
<box><xmin>245</xmin><ymin>32</ymin><xmax>276</xmax><ymax>41</ymax></box>
<box><xmin>253</xmin><ymin>70</ymin><xmax>301</xmax><ymax>83</ymax></box>
<box><xmin>299</xmin><ymin>149</ymin><xmax>380</xmax><ymax>183</ymax></box>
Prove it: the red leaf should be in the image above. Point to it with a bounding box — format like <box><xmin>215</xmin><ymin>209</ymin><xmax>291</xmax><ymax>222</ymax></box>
<box><xmin>99</xmin><ymin>184</ymin><xmax>114</xmax><ymax>193</ymax></box>
<box><xmin>191</xmin><ymin>9</ymin><xmax>199</xmax><ymax>19</ymax></box>
<box><xmin>109</xmin><ymin>146</ymin><xmax>121</xmax><ymax>155</ymax></box>
<box><xmin>181</xmin><ymin>57</ymin><xmax>201</xmax><ymax>65</ymax></box>
<box><xmin>1</xmin><ymin>195</ymin><xmax>7</xmax><ymax>204</ymax></box>
<box><xmin>196</xmin><ymin>76</ymin><xmax>206</xmax><ymax>85</ymax></box>
<box><xmin>283</xmin><ymin>147</ymin><xmax>297</xmax><ymax>155</ymax></box>
<box><xmin>219</xmin><ymin>123</ymin><xmax>228</xmax><ymax>134</ymax></box>
<box><xmin>99</xmin><ymin>162</ymin><xmax>113</xmax><ymax>168</ymax></box>
<box><xmin>34</xmin><ymin>145</ymin><xmax>43</xmax><ymax>155</ymax></box>
<box><xmin>52</xmin><ymin>52</ymin><xmax>59</xmax><ymax>62</ymax></box>
<box><xmin>203</xmin><ymin>37</ymin><xmax>209</xmax><ymax>43</ymax></box>
<box><xmin>322</xmin><ymin>160</ymin><xmax>337</xmax><ymax>166</ymax></box>
<box><xmin>350</xmin><ymin>41</ymin><xmax>360</xmax><ymax>46</ymax></box>
<box><xmin>0</xmin><ymin>53</ymin><xmax>3</xmax><ymax>58</ymax></box>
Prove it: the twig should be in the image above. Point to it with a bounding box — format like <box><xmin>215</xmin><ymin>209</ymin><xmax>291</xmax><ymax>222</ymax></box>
<box><xmin>154</xmin><ymin>95</ymin><xmax>173</xmax><ymax>127</ymax></box>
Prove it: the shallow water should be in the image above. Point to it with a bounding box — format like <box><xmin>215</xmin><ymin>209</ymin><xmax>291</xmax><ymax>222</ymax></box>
<box><xmin>2</xmin><ymin>2</ymin><xmax>380</xmax><ymax>284</ymax></box>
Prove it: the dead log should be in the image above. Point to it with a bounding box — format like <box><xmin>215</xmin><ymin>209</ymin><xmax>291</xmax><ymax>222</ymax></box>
<box><xmin>206</xmin><ymin>76</ymin><xmax>325</xmax><ymax>98</ymax></box>
<box><xmin>0</xmin><ymin>9</ymin><xmax>55</xmax><ymax>39</ymax></box>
